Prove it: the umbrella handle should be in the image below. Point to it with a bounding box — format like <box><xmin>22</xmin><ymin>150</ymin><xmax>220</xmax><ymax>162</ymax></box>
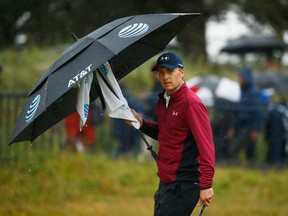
<box><xmin>198</xmin><ymin>204</ymin><xmax>206</xmax><ymax>216</ymax></box>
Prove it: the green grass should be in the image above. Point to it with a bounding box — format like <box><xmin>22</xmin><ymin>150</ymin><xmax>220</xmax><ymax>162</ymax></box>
<box><xmin>0</xmin><ymin>151</ymin><xmax>157</xmax><ymax>216</ymax></box>
<box><xmin>1</xmin><ymin>46</ymin><xmax>288</xmax><ymax>216</ymax></box>
<box><xmin>1</xmin><ymin>150</ymin><xmax>288</xmax><ymax>216</ymax></box>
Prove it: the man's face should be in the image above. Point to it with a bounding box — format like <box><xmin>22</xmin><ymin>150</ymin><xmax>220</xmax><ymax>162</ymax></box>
<box><xmin>157</xmin><ymin>66</ymin><xmax>184</xmax><ymax>95</ymax></box>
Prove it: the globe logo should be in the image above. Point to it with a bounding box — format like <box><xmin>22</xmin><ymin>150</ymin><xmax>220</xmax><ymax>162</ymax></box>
<box><xmin>118</xmin><ymin>23</ymin><xmax>149</xmax><ymax>38</ymax></box>
<box><xmin>25</xmin><ymin>94</ymin><xmax>41</xmax><ymax>123</ymax></box>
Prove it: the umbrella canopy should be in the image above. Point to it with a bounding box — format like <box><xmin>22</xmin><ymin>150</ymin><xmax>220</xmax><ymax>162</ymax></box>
<box><xmin>10</xmin><ymin>13</ymin><xmax>200</xmax><ymax>144</ymax></box>
<box><xmin>186</xmin><ymin>75</ymin><xmax>240</xmax><ymax>106</ymax></box>
<box><xmin>186</xmin><ymin>75</ymin><xmax>220</xmax><ymax>107</ymax></box>
<box><xmin>253</xmin><ymin>71</ymin><xmax>288</xmax><ymax>94</ymax></box>
<box><xmin>186</xmin><ymin>75</ymin><xmax>220</xmax><ymax>91</ymax></box>
<box><xmin>215</xmin><ymin>77</ymin><xmax>240</xmax><ymax>102</ymax></box>
<box><xmin>220</xmin><ymin>35</ymin><xmax>287</xmax><ymax>55</ymax></box>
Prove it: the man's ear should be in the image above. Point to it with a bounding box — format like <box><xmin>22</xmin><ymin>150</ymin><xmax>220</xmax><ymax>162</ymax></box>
<box><xmin>180</xmin><ymin>68</ymin><xmax>185</xmax><ymax>77</ymax></box>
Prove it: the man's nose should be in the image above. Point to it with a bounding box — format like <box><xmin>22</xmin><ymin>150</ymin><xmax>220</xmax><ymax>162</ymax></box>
<box><xmin>163</xmin><ymin>72</ymin><xmax>170</xmax><ymax>79</ymax></box>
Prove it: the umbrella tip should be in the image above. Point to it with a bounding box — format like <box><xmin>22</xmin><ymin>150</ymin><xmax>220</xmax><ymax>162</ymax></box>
<box><xmin>71</xmin><ymin>32</ymin><xmax>79</xmax><ymax>41</ymax></box>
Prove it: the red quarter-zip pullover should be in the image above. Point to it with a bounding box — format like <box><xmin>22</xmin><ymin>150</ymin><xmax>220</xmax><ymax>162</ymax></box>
<box><xmin>141</xmin><ymin>82</ymin><xmax>215</xmax><ymax>189</ymax></box>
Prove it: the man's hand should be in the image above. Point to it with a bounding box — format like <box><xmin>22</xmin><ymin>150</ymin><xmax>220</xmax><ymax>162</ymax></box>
<box><xmin>130</xmin><ymin>109</ymin><xmax>143</xmax><ymax>126</ymax></box>
<box><xmin>125</xmin><ymin>109</ymin><xmax>143</xmax><ymax>127</ymax></box>
<box><xmin>199</xmin><ymin>187</ymin><xmax>214</xmax><ymax>206</ymax></box>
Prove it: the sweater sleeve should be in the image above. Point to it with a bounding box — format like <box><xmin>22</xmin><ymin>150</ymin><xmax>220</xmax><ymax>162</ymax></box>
<box><xmin>187</xmin><ymin>102</ymin><xmax>215</xmax><ymax>189</ymax></box>
<box><xmin>140</xmin><ymin>119</ymin><xmax>159</xmax><ymax>140</ymax></box>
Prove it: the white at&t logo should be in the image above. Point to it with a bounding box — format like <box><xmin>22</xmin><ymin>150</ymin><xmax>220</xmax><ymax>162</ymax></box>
<box><xmin>67</xmin><ymin>64</ymin><xmax>92</xmax><ymax>88</ymax></box>
<box><xmin>25</xmin><ymin>94</ymin><xmax>41</xmax><ymax>123</ymax></box>
<box><xmin>118</xmin><ymin>23</ymin><xmax>149</xmax><ymax>38</ymax></box>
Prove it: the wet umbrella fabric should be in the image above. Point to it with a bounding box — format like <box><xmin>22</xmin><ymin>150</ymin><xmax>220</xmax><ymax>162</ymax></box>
<box><xmin>10</xmin><ymin>13</ymin><xmax>199</xmax><ymax>144</ymax></box>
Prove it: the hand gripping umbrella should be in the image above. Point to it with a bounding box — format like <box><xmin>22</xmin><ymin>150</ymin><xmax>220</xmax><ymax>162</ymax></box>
<box><xmin>9</xmin><ymin>13</ymin><xmax>200</xmax><ymax>145</ymax></box>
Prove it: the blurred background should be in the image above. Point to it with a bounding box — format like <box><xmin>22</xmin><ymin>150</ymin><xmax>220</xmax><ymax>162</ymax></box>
<box><xmin>1</xmin><ymin>1</ymin><xmax>288</xmax><ymax>215</ymax></box>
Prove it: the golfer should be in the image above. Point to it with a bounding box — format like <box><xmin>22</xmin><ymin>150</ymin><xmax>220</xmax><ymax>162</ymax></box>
<box><xmin>130</xmin><ymin>52</ymin><xmax>215</xmax><ymax>216</ymax></box>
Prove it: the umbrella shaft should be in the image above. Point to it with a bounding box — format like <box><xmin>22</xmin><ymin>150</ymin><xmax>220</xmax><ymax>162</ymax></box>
<box><xmin>198</xmin><ymin>204</ymin><xmax>206</xmax><ymax>216</ymax></box>
<box><xmin>137</xmin><ymin>130</ymin><xmax>157</xmax><ymax>161</ymax></box>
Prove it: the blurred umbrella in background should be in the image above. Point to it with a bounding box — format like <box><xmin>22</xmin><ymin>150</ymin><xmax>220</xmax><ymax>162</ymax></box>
<box><xmin>187</xmin><ymin>75</ymin><xmax>220</xmax><ymax>107</ymax></box>
<box><xmin>253</xmin><ymin>71</ymin><xmax>288</xmax><ymax>94</ymax></box>
<box><xmin>9</xmin><ymin>13</ymin><xmax>200</xmax><ymax>145</ymax></box>
<box><xmin>220</xmin><ymin>35</ymin><xmax>287</xmax><ymax>57</ymax></box>
<box><xmin>186</xmin><ymin>75</ymin><xmax>240</xmax><ymax>107</ymax></box>
<box><xmin>215</xmin><ymin>77</ymin><xmax>241</xmax><ymax>103</ymax></box>
<box><xmin>187</xmin><ymin>75</ymin><xmax>220</xmax><ymax>92</ymax></box>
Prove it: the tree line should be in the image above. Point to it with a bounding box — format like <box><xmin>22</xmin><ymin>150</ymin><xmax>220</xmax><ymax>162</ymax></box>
<box><xmin>0</xmin><ymin>0</ymin><xmax>287</xmax><ymax>61</ymax></box>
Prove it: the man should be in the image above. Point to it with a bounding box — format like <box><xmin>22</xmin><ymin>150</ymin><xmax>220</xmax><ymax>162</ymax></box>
<box><xmin>264</xmin><ymin>99</ymin><xmax>287</xmax><ymax>164</ymax></box>
<box><xmin>130</xmin><ymin>52</ymin><xmax>215</xmax><ymax>216</ymax></box>
<box><xmin>226</xmin><ymin>67</ymin><xmax>263</xmax><ymax>162</ymax></box>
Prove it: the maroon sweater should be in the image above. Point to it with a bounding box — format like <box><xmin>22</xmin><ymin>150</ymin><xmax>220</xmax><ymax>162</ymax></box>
<box><xmin>141</xmin><ymin>82</ymin><xmax>215</xmax><ymax>189</ymax></box>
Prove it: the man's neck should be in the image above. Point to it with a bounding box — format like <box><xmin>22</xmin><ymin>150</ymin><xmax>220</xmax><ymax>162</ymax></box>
<box><xmin>166</xmin><ymin>81</ymin><xmax>184</xmax><ymax>96</ymax></box>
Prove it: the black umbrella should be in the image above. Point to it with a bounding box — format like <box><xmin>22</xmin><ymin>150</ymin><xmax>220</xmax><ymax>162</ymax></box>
<box><xmin>10</xmin><ymin>13</ymin><xmax>200</xmax><ymax>145</ymax></box>
<box><xmin>220</xmin><ymin>35</ymin><xmax>287</xmax><ymax>55</ymax></box>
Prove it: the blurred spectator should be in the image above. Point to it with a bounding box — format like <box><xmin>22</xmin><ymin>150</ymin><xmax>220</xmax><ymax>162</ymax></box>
<box><xmin>139</xmin><ymin>68</ymin><xmax>162</xmax><ymax>160</ymax></box>
<box><xmin>63</xmin><ymin>103</ymin><xmax>100</xmax><ymax>153</ymax></box>
<box><xmin>143</xmin><ymin>69</ymin><xmax>162</xmax><ymax>121</ymax></box>
<box><xmin>226</xmin><ymin>67</ymin><xmax>263</xmax><ymax>162</ymax></box>
<box><xmin>112</xmin><ymin>83</ymin><xmax>143</xmax><ymax>158</ymax></box>
<box><xmin>264</xmin><ymin>60</ymin><xmax>281</xmax><ymax>73</ymax></box>
<box><xmin>264</xmin><ymin>98</ymin><xmax>288</xmax><ymax>164</ymax></box>
<box><xmin>211</xmin><ymin>98</ymin><xmax>235</xmax><ymax>162</ymax></box>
